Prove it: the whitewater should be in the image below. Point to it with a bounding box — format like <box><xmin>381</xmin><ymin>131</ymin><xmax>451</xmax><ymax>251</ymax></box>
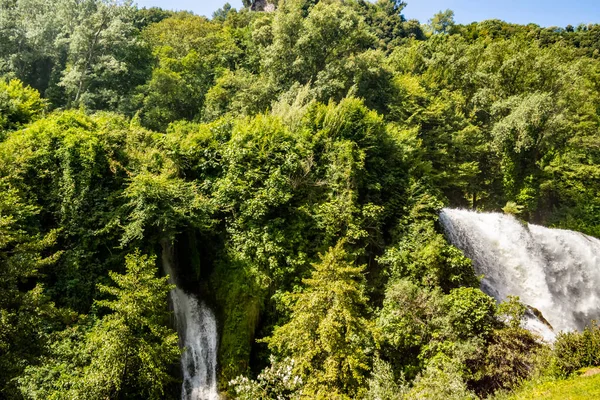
<box><xmin>440</xmin><ymin>208</ymin><xmax>600</xmax><ymax>341</ymax></box>
<box><xmin>162</xmin><ymin>242</ymin><xmax>220</xmax><ymax>400</ymax></box>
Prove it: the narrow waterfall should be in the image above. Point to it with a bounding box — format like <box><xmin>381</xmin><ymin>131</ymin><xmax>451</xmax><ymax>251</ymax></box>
<box><xmin>161</xmin><ymin>242</ymin><xmax>220</xmax><ymax>400</ymax></box>
<box><xmin>440</xmin><ymin>208</ymin><xmax>600</xmax><ymax>340</ymax></box>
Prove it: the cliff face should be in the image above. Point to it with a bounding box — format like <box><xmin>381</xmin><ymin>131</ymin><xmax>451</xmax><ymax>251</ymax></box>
<box><xmin>251</xmin><ymin>0</ymin><xmax>276</xmax><ymax>12</ymax></box>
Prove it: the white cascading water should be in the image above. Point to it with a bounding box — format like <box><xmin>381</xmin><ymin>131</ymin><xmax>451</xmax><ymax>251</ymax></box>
<box><xmin>161</xmin><ymin>243</ymin><xmax>220</xmax><ymax>400</ymax></box>
<box><xmin>440</xmin><ymin>208</ymin><xmax>600</xmax><ymax>341</ymax></box>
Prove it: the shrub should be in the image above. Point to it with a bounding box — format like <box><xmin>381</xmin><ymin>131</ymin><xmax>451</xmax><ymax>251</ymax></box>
<box><xmin>502</xmin><ymin>201</ymin><xmax>523</xmax><ymax>216</ymax></box>
<box><xmin>229</xmin><ymin>357</ymin><xmax>303</xmax><ymax>400</ymax></box>
<box><xmin>0</xmin><ymin>78</ymin><xmax>47</xmax><ymax>133</ymax></box>
<box><xmin>553</xmin><ymin>321</ymin><xmax>600</xmax><ymax>376</ymax></box>
<box><xmin>407</xmin><ymin>357</ymin><xmax>477</xmax><ymax>400</ymax></box>
<box><xmin>497</xmin><ymin>295</ymin><xmax>527</xmax><ymax>330</ymax></box>
<box><xmin>365</xmin><ymin>358</ymin><xmax>409</xmax><ymax>400</ymax></box>
<box><xmin>444</xmin><ymin>287</ymin><xmax>497</xmax><ymax>340</ymax></box>
<box><xmin>468</xmin><ymin>327</ymin><xmax>541</xmax><ymax>396</ymax></box>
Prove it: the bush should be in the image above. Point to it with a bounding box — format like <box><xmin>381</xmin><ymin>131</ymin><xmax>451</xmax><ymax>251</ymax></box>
<box><xmin>229</xmin><ymin>357</ymin><xmax>303</xmax><ymax>400</ymax></box>
<box><xmin>553</xmin><ymin>321</ymin><xmax>600</xmax><ymax>376</ymax></box>
<box><xmin>376</xmin><ymin>279</ymin><xmax>445</xmax><ymax>379</ymax></box>
<box><xmin>407</xmin><ymin>357</ymin><xmax>477</xmax><ymax>400</ymax></box>
<box><xmin>378</xmin><ymin>219</ymin><xmax>479</xmax><ymax>292</ymax></box>
<box><xmin>365</xmin><ymin>358</ymin><xmax>408</xmax><ymax>400</ymax></box>
<box><xmin>0</xmin><ymin>78</ymin><xmax>47</xmax><ymax>133</ymax></box>
<box><xmin>502</xmin><ymin>201</ymin><xmax>523</xmax><ymax>216</ymax></box>
<box><xmin>497</xmin><ymin>295</ymin><xmax>527</xmax><ymax>330</ymax></box>
<box><xmin>444</xmin><ymin>287</ymin><xmax>497</xmax><ymax>341</ymax></box>
<box><xmin>468</xmin><ymin>327</ymin><xmax>541</xmax><ymax>396</ymax></box>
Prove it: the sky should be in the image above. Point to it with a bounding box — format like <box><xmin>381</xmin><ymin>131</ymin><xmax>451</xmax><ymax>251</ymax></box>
<box><xmin>134</xmin><ymin>0</ymin><xmax>600</xmax><ymax>28</ymax></box>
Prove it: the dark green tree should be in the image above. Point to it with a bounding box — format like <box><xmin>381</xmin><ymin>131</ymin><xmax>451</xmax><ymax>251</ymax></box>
<box><xmin>0</xmin><ymin>179</ymin><xmax>64</xmax><ymax>398</ymax></box>
<box><xmin>18</xmin><ymin>251</ymin><xmax>180</xmax><ymax>400</ymax></box>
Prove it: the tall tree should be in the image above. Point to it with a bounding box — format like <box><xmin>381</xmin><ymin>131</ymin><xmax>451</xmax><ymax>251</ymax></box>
<box><xmin>265</xmin><ymin>240</ymin><xmax>374</xmax><ymax>398</ymax></box>
<box><xmin>60</xmin><ymin>0</ymin><xmax>149</xmax><ymax>110</ymax></box>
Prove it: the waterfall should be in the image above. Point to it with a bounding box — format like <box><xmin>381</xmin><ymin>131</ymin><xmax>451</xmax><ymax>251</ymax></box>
<box><xmin>439</xmin><ymin>208</ymin><xmax>600</xmax><ymax>341</ymax></box>
<box><xmin>161</xmin><ymin>242</ymin><xmax>220</xmax><ymax>400</ymax></box>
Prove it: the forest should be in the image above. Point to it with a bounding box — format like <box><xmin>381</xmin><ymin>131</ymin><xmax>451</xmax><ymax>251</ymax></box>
<box><xmin>1</xmin><ymin>0</ymin><xmax>600</xmax><ymax>398</ymax></box>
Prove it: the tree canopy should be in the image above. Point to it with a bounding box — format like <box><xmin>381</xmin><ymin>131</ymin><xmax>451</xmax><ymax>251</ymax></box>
<box><xmin>1</xmin><ymin>1</ymin><xmax>600</xmax><ymax>399</ymax></box>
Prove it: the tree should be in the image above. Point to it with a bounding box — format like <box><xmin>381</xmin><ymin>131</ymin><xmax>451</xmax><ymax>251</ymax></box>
<box><xmin>229</xmin><ymin>356</ymin><xmax>303</xmax><ymax>400</ymax></box>
<box><xmin>377</xmin><ymin>279</ymin><xmax>445</xmax><ymax>378</ymax></box>
<box><xmin>0</xmin><ymin>78</ymin><xmax>47</xmax><ymax>134</ymax></box>
<box><xmin>18</xmin><ymin>251</ymin><xmax>180</xmax><ymax>400</ymax></box>
<box><xmin>357</xmin><ymin>0</ymin><xmax>408</xmax><ymax>50</ymax></box>
<box><xmin>265</xmin><ymin>240</ymin><xmax>374</xmax><ymax>398</ymax></box>
<box><xmin>3</xmin><ymin>2</ymin><xmax>600</xmax><ymax>398</ymax></box>
<box><xmin>365</xmin><ymin>357</ymin><xmax>408</xmax><ymax>400</ymax></box>
<box><xmin>121</xmin><ymin>171</ymin><xmax>209</xmax><ymax>246</ymax></box>
<box><xmin>491</xmin><ymin>92</ymin><xmax>565</xmax><ymax>215</ymax></box>
<box><xmin>213</xmin><ymin>3</ymin><xmax>234</xmax><ymax>21</ymax></box>
<box><xmin>203</xmin><ymin>68</ymin><xmax>275</xmax><ymax>121</ymax></box>
<box><xmin>0</xmin><ymin>110</ymin><xmax>165</xmax><ymax>312</ymax></box>
<box><xmin>133</xmin><ymin>7</ymin><xmax>175</xmax><ymax>30</ymax></box>
<box><xmin>0</xmin><ymin>0</ymin><xmax>151</xmax><ymax>110</ymax></box>
<box><xmin>378</xmin><ymin>218</ymin><xmax>478</xmax><ymax>291</ymax></box>
<box><xmin>407</xmin><ymin>357</ymin><xmax>477</xmax><ymax>400</ymax></box>
<box><xmin>59</xmin><ymin>0</ymin><xmax>148</xmax><ymax>110</ymax></box>
<box><xmin>443</xmin><ymin>287</ymin><xmax>496</xmax><ymax>341</ymax></box>
<box><xmin>0</xmin><ymin>179</ymin><xmax>63</xmax><ymax>398</ymax></box>
<box><xmin>377</xmin><ymin>280</ymin><xmax>497</xmax><ymax>383</ymax></box>
<box><xmin>0</xmin><ymin>0</ymin><xmax>62</xmax><ymax>94</ymax></box>
<box><xmin>429</xmin><ymin>9</ymin><xmax>456</xmax><ymax>34</ymax></box>
<box><xmin>139</xmin><ymin>13</ymin><xmax>238</xmax><ymax>129</ymax></box>
<box><xmin>263</xmin><ymin>0</ymin><xmax>375</xmax><ymax>90</ymax></box>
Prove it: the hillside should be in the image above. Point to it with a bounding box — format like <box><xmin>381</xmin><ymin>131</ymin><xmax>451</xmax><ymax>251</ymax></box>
<box><xmin>503</xmin><ymin>370</ymin><xmax>600</xmax><ymax>400</ymax></box>
<box><xmin>1</xmin><ymin>0</ymin><xmax>600</xmax><ymax>399</ymax></box>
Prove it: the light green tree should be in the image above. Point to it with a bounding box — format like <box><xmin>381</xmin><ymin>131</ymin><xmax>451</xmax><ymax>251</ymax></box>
<box><xmin>265</xmin><ymin>240</ymin><xmax>374</xmax><ymax>398</ymax></box>
<box><xmin>0</xmin><ymin>78</ymin><xmax>47</xmax><ymax>133</ymax></box>
<box><xmin>429</xmin><ymin>9</ymin><xmax>455</xmax><ymax>34</ymax></box>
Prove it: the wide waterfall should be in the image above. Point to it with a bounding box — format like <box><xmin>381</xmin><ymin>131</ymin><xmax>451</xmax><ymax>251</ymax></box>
<box><xmin>161</xmin><ymin>243</ymin><xmax>220</xmax><ymax>400</ymax></box>
<box><xmin>440</xmin><ymin>208</ymin><xmax>600</xmax><ymax>340</ymax></box>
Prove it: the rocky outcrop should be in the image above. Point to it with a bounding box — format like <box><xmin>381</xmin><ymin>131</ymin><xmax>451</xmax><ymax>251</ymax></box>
<box><xmin>251</xmin><ymin>0</ymin><xmax>276</xmax><ymax>12</ymax></box>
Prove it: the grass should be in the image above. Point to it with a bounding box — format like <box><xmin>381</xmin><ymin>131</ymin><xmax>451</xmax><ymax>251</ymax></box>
<box><xmin>502</xmin><ymin>369</ymin><xmax>600</xmax><ymax>400</ymax></box>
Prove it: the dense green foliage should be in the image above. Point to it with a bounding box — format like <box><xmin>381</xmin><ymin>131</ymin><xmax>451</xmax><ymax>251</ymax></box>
<box><xmin>1</xmin><ymin>0</ymin><xmax>600</xmax><ymax>398</ymax></box>
<box><xmin>552</xmin><ymin>322</ymin><xmax>600</xmax><ymax>377</ymax></box>
<box><xmin>265</xmin><ymin>241</ymin><xmax>374</xmax><ymax>398</ymax></box>
<box><xmin>18</xmin><ymin>252</ymin><xmax>180</xmax><ymax>400</ymax></box>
